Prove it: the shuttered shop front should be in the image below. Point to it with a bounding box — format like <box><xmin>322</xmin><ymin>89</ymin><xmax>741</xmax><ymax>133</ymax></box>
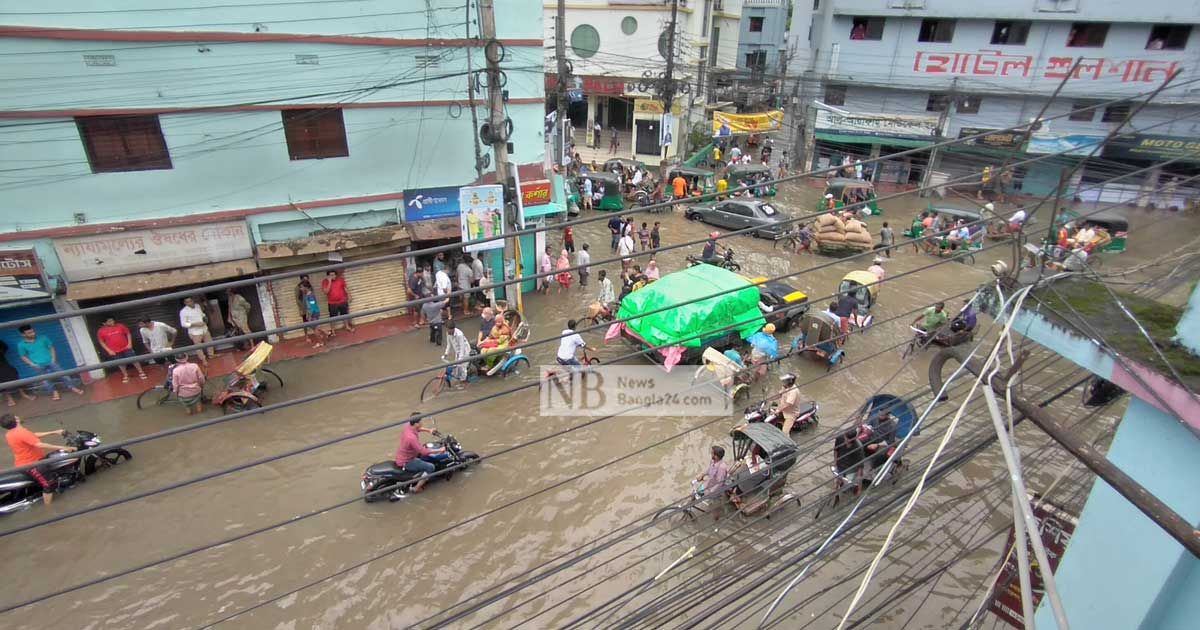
<box><xmin>269</xmin><ymin>258</ymin><xmax>408</xmax><ymax>339</ymax></box>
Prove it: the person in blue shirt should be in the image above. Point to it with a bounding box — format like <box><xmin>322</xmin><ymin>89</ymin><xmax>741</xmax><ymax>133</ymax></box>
<box><xmin>951</xmin><ymin>300</ymin><xmax>978</xmax><ymax>333</ymax></box>
<box><xmin>745</xmin><ymin>323</ymin><xmax>779</xmax><ymax>379</ymax></box>
<box><xmin>16</xmin><ymin>325</ymin><xmax>83</xmax><ymax>400</ymax></box>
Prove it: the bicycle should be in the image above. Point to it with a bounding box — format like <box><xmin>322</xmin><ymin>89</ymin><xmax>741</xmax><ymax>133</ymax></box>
<box><xmin>136</xmin><ymin>365</ymin><xmax>284</xmax><ymax>410</ymax></box>
<box><xmin>540</xmin><ymin>348</ymin><xmax>600</xmax><ymax>388</ymax></box>
<box><xmin>900</xmin><ymin>326</ymin><xmax>932</xmax><ymax>359</ymax></box>
<box><xmin>773</xmin><ymin>229</ymin><xmax>810</xmax><ymax>254</ymax></box>
<box><xmin>420</xmin><ymin>360</ymin><xmax>478</xmax><ymax>402</ymax></box>
<box><xmin>579</xmin><ymin>302</ymin><xmax>619</xmax><ymax>329</ymax></box>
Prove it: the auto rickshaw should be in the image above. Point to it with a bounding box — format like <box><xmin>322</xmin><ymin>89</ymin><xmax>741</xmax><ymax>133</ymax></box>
<box><xmin>604</xmin><ymin>157</ymin><xmax>644</xmax><ymax>174</ymax></box>
<box><xmin>728</xmin><ymin>163</ymin><xmax>776</xmax><ymax>196</ymax></box>
<box><xmin>818</xmin><ymin>178</ymin><xmax>882</xmax><ymax>216</ymax></box>
<box><xmin>788</xmin><ymin>310</ymin><xmax>846</xmax><ymax>371</ymax></box>
<box><xmin>665</xmin><ymin>165</ymin><xmax>717</xmax><ymax>195</ymax></box>
<box><xmin>837</xmin><ymin>270</ymin><xmax>879</xmax><ymax>329</ymax></box>
<box><xmin>211</xmin><ymin>341</ymin><xmax>283</xmax><ymax>414</ymax></box>
<box><xmin>575</xmin><ymin>172</ymin><xmax>624</xmax><ymax>211</ymax></box>
<box><xmin>1059</xmin><ymin>208</ymin><xmax>1129</xmax><ymax>253</ymax></box>
<box><xmin>652</xmin><ymin>422</ymin><xmax>801</xmax><ymax>525</ymax></box>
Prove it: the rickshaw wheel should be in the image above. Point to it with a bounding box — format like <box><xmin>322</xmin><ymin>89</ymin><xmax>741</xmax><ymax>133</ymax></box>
<box><xmin>652</xmin><ymin>506</ymin><xmax>696</xmax><ymax>529</ymax></box>
<box><xmin>501</xmin><ymin>355</ymin><xmax>530</xmax><ymax>377</ymax></box>
<box><xmin>136</xmin><ymin>386</ymin><xmax>170</xmax><ymax>410</ymax></box>
<box><xmin>260</xmin><ymin>367</ymin><xmax>284</xmax><ymax>389</ymax></box>
<box><xmin>222</xmin><ymin>396</ymin><xmax>262</xmax><ymax>415</ymax></box>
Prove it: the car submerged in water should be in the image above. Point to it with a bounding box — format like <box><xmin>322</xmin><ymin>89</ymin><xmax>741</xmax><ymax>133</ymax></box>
<box><xmin>685</xmin><ymin>198</ymin><xmax>790</xmax><ymax>239</ymax></box>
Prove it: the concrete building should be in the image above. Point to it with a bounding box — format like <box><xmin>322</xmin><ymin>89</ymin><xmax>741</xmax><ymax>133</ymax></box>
<box><xmin>546</xmin><ymin>0</ymin><xmax>744</xmax><ymax>162</ymax></box>
<box><xmin>0</xmin><ymin>0</ymin><xmax>546</xmax><ymax>376</ymax></box>
<box><xmin>730</xmin><ymin>0</ymin><xmax>793</xmax><ymax>109</ymax></box>
<box><xmin>792</xmin><ymin>0</ymin><xmax>1200</xmax><ymax>199</ymax></box>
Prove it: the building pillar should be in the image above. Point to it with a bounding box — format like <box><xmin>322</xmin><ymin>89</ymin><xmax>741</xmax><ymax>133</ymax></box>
<box><xmin>54</xmin><ymin>298</ymin><xmax>105</xmax><ymax>381</ymax></box>
<box><xmin>586</xmin><ymin>96</ymin><xmax>597</xmax><ymax>148</ymax></box>
<box><xmin>1138</xmin><ymin>165</ymin><xmax>1162</xmax><ymax>209</ymax></box>
<box><xmin>868</xmin><ymin>144</ymin><xmax>882</xmax><ymax>182</ymax></box>
<box><xmin>255</xmin><ymin>282</ymin><xmax>281</xmax><ymax>344</ymax></box>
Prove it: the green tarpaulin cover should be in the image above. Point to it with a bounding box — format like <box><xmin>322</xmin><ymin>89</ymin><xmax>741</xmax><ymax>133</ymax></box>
<box><xmin>618</xmin><ymin>265</ymin><xmax>766</xmax><ymax>347</ymax></box>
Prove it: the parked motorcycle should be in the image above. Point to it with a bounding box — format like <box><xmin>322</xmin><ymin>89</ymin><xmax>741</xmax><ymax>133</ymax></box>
<box><xmin>360</xmin><ymin>433</ymin><xmax>480</xmax><ymax>503</ymax></box>
<box><xmin>686</xmin><ymin>247</ymin><xmax>741</xmax><ymax>272</ymax></box>
<box><xmin>743</xmin><ymin>399</ymin><xmax>820</xmax><ymax>433</ymax></box>
<box><xmin>0</xmin><ymin>430</ymin><xmax>132</xmax><ymax>515</ymax></box>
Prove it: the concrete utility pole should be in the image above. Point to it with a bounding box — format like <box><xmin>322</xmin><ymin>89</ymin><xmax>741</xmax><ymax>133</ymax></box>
<box><xmin>465</xmin><ymin>0</ymin><xmax>484</xmax><ymax>180</ymax></box>
<box><xmin>920</xmin><ymin>76</ymin><xmax>957</xmax><ymax>198</ymax></box>
<box><xmin>660</xmin><ymin>0</ymin><xmax>680</xmax><ymax>161</ymax></box>
<box><xmin>477</xmin><ymin>0</ymin><xmax>520</xmax><ymax>310</ymax></box>
<box><xmin>554</xmin><ymin>0</ymin><xmax>568</xmax><ymax>165</ymax></box>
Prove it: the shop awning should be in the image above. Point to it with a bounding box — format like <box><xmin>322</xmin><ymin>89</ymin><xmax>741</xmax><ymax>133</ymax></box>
<box><xmin>524</xmin><ymin>202</ymin><xmax>567</xmax><ymax>220</ymax></box>
<box><xmin>407</xmin><ymin>219</ymin><xmax>461</xmax><ymax>242</ymax></box>
<box><xmin>816</xmin><ymin>132</ymin><xmax>934</xmax><ymax>149</ymax></box>
<box><xmin>65</xmin><ymin>258</ymin><xmax>258</xmax><ymax>301</ymax></box>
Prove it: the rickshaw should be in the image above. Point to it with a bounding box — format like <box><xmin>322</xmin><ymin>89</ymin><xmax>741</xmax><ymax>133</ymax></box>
<box><xmin>693</xmin><ymin>346</ymin><xmax>756</xmax><ymax>403</ymax></box>
<box><xmin>923</xmin><ymin>203</ymin><xmax>988</xmax><ymax>249</ymax></box>
<box><xmin>1059</xmin><ymin>208</ymin><xmax>1129</xmax><ymax>253</ymax></box>
<box><xmin>817</xmin><ymin>178</ymin><xmax>882</xmax><ymax>216</ymax></box>
<box><xmin>665</xmin><ymin>165</ymin><xmax>717</xmax><ymax>196</ymax></box>
<box><xmin>788</xmin><ymin>310</ymin><xmax>846</xmax><ymax>371</ymax></box>
<box><xmin>471</xmin><ymin>310</ymin><xmax>531</xmax><ymax>376</ymax></box>
<box><xmin>837</xmin><ymin>270</ymin><xmax>879</xmax><ymax>329</ymax></box>
<box><xmin>728</xmin><ymin>163</ymin><xmax>776</xmax><ymax>196</ymax></box>
<box><xmin>575</xmin><ymin>172</ymin><xmax>624</xmax><ymax>211</ymax></box>
<box><xmin>604</xmin><ymin>157</ymin><xmax>644</xmax><ymax>174</ymax></box>
<box><xmin>652</xmin><ymin>422</ymin><xmax>801</xmax><ymax>525</ymax></box>
<box><xmin>211</xmin><ymin>341</ymin><xmax>284</xmax><ymax>414</ymax></box>
<box><xmin>815</xmin><ymin>394</ymin><xmax>916</xmax><ymax>518</ymax></box>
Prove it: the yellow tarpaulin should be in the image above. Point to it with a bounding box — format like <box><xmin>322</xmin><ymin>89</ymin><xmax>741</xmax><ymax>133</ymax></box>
<box><xmin>712</xmin><ymin>110</ymin><xmax>784</xmax><ymax>135</ymax></box>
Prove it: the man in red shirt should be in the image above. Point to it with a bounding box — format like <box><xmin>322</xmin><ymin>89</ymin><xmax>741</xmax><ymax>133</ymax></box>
<box><xmin>96</xmin><ymin>317</ymin><xmax>147</xmax><ymax>383</ymax></box>
<box><xmin>321</xmin><ymin>270</ymin><xmax>356</xmax><ymax>335</ymax></box>
<box><xmin>3</xmin><ymin>413</ymin><xmax>75</xmax><ymax>505</ymax></box>
<box><xmin>394</xmin><ymin>414</ymin><xmax>445</xmax><ymax>494</ymax></box>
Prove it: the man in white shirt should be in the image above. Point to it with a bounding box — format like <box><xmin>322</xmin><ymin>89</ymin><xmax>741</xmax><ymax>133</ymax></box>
<box><xmin>1008</xmin><ymin>209</ymin><xmax>1027</xmax><ymax>232</ymax></box>
<box><xmin>434</xmin><ymin>266</ymin><xmax>453</xmax><ymax>297</ymax></box>
<box><xmin>137</xmin><ymin>319</ymin><xmax>177</xmax><ymax>364</ymax></box>
<box><xmin>178</xmin><ymin>297</ymin><xmax>214</xmax><ymax>363</ymax></box>
<box><xmin>556</xmin><ymin>319</ymin><xmax>597</xmax><ymax>367</ymax></box>
<box><xmin>631</xmin><ymin>168</ymin><xmax>644</xmax><ymax>188</ymax></box>
<box><xmin>617</xmin><ymin>232</ymin><xmax>636</xmax><ymax>269</ymax></box>
<box><xmin>576</xmin><ymin>244</ymin><xmax>591</xmax><ymax>287</ymax></box>
<box><xmin>1074</xmin><ymin>224</ymin><xmax>1096</xmax><ymax>247</ymax></box>
<box><xmin>441</xmin><ymin>321</ymin><xmax>472</xmax><ymax>387</ymax></box>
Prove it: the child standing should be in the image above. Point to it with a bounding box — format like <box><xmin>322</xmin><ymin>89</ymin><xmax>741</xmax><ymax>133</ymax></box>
<box><xmin>650</xmin><ymin>222</ymin><xmax>662</xmax><ymax>250</ymax></box>
<box><xmin>638</xmin><ymin>222</ymin><xmax>651</xmax><ymax>251</ymax></box>
<box><xmin>563</xmin><ymin>225</ymin><xmax>576</xmax><ymax>253</ymax></box>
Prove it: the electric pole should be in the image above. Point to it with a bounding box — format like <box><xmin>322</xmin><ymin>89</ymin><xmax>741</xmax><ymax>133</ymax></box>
<box><xmin>478</xmin><ymin>0</ymin><xmax>520</xmax><ymax>312</ymax></box>
<box><xmin>660</xmin><ymin>0</ymin><xmax>680</xmax><ymax>161</ymax></box>
<box><xmin>554</xmin><ymin>0</ymin><xmax>568</xmax><ymax>166</ymax></box>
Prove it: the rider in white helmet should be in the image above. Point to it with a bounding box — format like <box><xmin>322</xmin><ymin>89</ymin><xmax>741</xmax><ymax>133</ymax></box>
<box><xmin>776</xmin><ymin>372</ymin><xmax>801</xmax><ymax>433</ymax></box>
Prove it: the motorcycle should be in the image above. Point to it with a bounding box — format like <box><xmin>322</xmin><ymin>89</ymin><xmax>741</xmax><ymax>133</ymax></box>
<box><xmin>743</xmin><ymin>399</ymin><xmax>820</xmax><ymax>433</ymax></box>
<box><xmin>0</xmin><ymin>430</ymin><xmax>132</xmax><ymax>515</ymax></box>
<box><xmin>360</xmin><ymin>432</ymin><xmax>480</xmax><ymax>502</ymax></box>
<box><xmin>686</xmin><ymin>247</ymin><xmax>741</xmax><ymax>272</ymax></box>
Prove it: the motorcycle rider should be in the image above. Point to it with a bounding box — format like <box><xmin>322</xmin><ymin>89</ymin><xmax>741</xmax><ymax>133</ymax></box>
<box><xmin>2</xmin><ymin>413</ymin><xmax>75</xmax><ymax>505</ymax></box>
<box><xmin>774</xmin><ymin>373</ymin><xmax>802</xmax><ymax>433</ymax></box>
<box><xmin>702</xmin><ymin>232</ymin><xmax>720</xmax><ymax>261</ymax></box>
<box><xmin>394</xmin><ymin>414</ymin><xmax>446</xmax><ymax>495</ymax></box>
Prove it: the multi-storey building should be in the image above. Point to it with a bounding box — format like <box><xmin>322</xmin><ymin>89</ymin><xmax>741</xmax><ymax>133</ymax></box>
<box><xmin>730</xmin><ymin>0</ymin><xmax>793</xmax><ymax>109</ymax></box>
<box><xmin>546</xmin><ymin>0</ymin><xmax>744</xmax><ymax>161</ymax></box>
<box><xmin>794</xmin><ymin>0</ymin><xmax>1200</xmax><ymax>200</ymax></box>
<box><xmin>0</xmin><ymin>1</ymin><xmax>546</xmax><ymax>377</ymax></box>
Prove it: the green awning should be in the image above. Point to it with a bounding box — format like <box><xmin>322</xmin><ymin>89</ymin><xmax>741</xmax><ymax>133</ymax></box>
<box><xmin>815</xmin><ymin>132</ymin><xmax>933</xmax><ymax>149</ymax></box>
<box><xmin>524</xmin><ymin>202</ymin><xmax>566</xmax><ymax>219</ymax></box>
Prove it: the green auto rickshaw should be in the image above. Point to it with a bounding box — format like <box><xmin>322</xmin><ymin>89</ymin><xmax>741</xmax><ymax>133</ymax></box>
<box><xmin>728</xmin><ymin>163</ymin><xmax>776</xmax><ymax>197</ymax></box>
<box><xmin>665</xmin><ymin>165</ymin><xmax>717</xmax><ymax>196</ymax></box>
<box><xmin>574</xmin><ymin>172</ymin><xmax>624</xmax><ymax>212</ymax></box>
<box><xmin>817</xmin><ymin>178</ymin><xmax>883</xmax><ymax>216</ymax></box>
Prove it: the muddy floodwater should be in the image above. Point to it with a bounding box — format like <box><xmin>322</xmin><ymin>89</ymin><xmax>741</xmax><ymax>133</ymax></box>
<box><xmin>1</xmin><ymin>182</ymin><xmax>1196</xmax><ymax>629</ymax></box>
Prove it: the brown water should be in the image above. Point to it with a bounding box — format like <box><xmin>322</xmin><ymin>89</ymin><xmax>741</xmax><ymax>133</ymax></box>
<box><xmin>0</xmin><ymin>184</ymin><xmax>1193</xmax><ymax>629</ymax></box>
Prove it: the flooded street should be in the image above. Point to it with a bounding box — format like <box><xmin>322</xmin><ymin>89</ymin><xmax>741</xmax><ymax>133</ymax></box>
<box><xmin>1</xmin><ymin>182</ymin><xmax>1195</xmax><ymax>629</ymax></box>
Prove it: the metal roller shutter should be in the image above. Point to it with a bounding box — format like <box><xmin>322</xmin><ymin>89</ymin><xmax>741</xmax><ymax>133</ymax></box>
<box><xmin>0</xmin><ymin>302</ymin><xmax>78</xmax><ymax>376</ymax></box>
<box><xmin>269</xmin><ymin>259</ymin><xmax>408</xmax><ymax>339</ymax></box>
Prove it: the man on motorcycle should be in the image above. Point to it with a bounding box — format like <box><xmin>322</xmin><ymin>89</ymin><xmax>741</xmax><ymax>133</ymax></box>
<box><xmin>702</xmin><ymin>232</ymin><xmax>720</xmax><ymax>261</ymax></box>
<box><xmin>3</xmin><ymin>413</ymin><xmax>75</xmax><ymax>505</ymax></box>
<box><xmin>394</xmin><ymin>414</ymin><xmax>446</xmax><ymax>494</ymax></box>
<box><xmin>775</xmin><ymin>373</ymin><xmax>802</xmax><ymax>433</ymax></box>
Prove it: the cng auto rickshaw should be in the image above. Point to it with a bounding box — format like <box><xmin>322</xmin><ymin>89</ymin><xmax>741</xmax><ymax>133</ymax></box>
<box><xmin>575</xmin><ymin>172</ymin><xmax>624</xmax><ymax>211</ymax></box>
<box><xmin>818</xmin><ymin>178</ymin><xmax>882</xmax><ymax>216</ymax></box>
<box><xmin>653</xmin><ymin>422</ymin><xmax>801</xmax><ymax>524</ymax></box>
<box><xmin>728</xmin><ymin>163</ymin><xmax>776</xmax><ymax>196</ymax></box>
<box><xmin>665</xmin><ymin>165</ymin><xmax>717</xmax><ymax>196</ymax></box>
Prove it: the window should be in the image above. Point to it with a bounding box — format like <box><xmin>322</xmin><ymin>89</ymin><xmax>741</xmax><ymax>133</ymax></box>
<box><xmin>1102</xmin><ymin>102</ymin><xmax>1130</xmax><ymax>123</ymax></box>
<box><xmin>621</xmin><ymin>16</ymin><xmax>638</xmax><ymax>35</ymax></box>
<box><xmin>76</xmin><ymin>115</ymin><xmax>172</xmax><ymax>173</ymax></box>
<box><xmin>957</xmin><ymin>96</ymin><xmax>981</xmax><ymax>114</ymax></box>
<box><xmin>824</xmin><ymin>84</ymin><xmax>846</xmax><ymax>106</ymax></box>
<box><xmin>991</xmin><ymin>21</ymin><xmax>1030</xmax><ymax>45</ymax></box>
<box><xmin>918</xmin><ymin>19</ymin><xmax>955</xmax><ymax>43</ymax></box>
<box><xmin>849</xmin><ymin>17</ymin><xmax>884</xmax><ymax>41</ymax></box>
<box><xmin>746</xmin><ymin>51</ymin><xmax>767</xmax><ymax>69</ymax></box>
<box><xmin>570</xmin><ymin>24</ymin><xmax>600</xmax><ymax>58</ymax></box>
<box><xmin>926</xmin><ymin>93</ymin><xmax>951</xmax><ymax>112</ymax></box>
<box><xmin>281</xmin><ymin>109</ymin><xmax>349</xmax><ymax>160</ymax></box>
<box><xmin>749</xmin><ymin>17</ymin><xmax>764</xmax><ymax>33</ymax></box>
<box><xmin>710</xmin><ymin>26</ymin><xmax>720</xmax><ymax>64</ymax></box>
<box><xmin>1069</xmin><ymin>102</ymin><xmax>1095</xmax><ymax>122</ymax></box>
<box><xmin>1147</xmin><ymin>24</ymin><xmax>1190</xmax><ymax>50</ymax></box>
<box><xmin>813</xmin><ymin>0</ymin><xmax>820</xmax><ymax>9</ymax></box>
<box><xmin>1067</xmin><ymin>22</ymin><xmax>1108</xmax><ymax>48</ymax></box>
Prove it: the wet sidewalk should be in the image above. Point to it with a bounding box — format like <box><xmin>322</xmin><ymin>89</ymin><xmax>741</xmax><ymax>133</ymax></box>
<box><xmin>11</xmin><ymin>312</ymin><xmax>434</xmax><ymax>419</ymax></box>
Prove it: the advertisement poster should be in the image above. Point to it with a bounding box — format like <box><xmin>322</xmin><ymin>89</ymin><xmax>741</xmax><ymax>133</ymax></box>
<box><xmin>459</xmin><ymin>184</ymin><xmax>505</xmax><ymax>253</ymax></box>
<box><xmin>404</xmin><ymin>186</ymin><xmax>461</xmax><ymax>222</ymax></box>
<box><xmin>814</xmin><ymin>104</ymin><xmax>939</xmax><ymax>140</ymax></box>
<box><xmin>660</xmin><ymin>112</ymin><xmax>674</xmax><ymax>147</ymax></box>
<box><xmin>989</xmin><ymin>499</ymin><xmax>1077</xmax><ymax>628</ymax></box>
<box><xmin>711</xmin><ymin>110</ymin><xmax>784</xmax><ymax>135</ymax></box>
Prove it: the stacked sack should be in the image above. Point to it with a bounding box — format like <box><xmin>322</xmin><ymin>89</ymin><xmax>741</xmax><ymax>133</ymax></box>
<box><xmin>842</xmin><ymin>218</ymin><xmax>874</xmax><ymax>250</ymax></box>
<box><xmin>813</xmin><ymin>213</ymin><xmax>846</xmax><ymax>246</ymax></box>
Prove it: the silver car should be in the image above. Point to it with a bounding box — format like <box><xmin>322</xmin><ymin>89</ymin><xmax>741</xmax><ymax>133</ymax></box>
<box><xmin>685</xmin><ymin>198</ymin><xmax>789</xmax><ymax>239</ymax></box>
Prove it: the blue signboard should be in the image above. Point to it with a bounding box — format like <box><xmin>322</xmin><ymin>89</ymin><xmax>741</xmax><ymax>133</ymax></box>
<box><xmin>404</xmin><ymin>186</ymin><xmax>461</xmax><ymax>222</ymax></box>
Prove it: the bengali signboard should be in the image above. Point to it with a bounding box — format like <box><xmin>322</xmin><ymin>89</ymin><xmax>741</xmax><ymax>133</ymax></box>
<box><xmin>711</xmin><ymin>110</ymin><xmax>785</xmax><ymax>135</ymax></box>
<box><xmin>521</xmin><ymin>181</ymin><xmax>552</xmax><ymax>208</ymax></box>
<box><xmin>0</xmin><ymin>249</ymin><xmax>51</xmax><ymax>303</ymax></box>
<box><xmin>958</xmin><ymin>127</ymin><xmax>1026</xmax><ymax>149</ymax></box>
<box><xmin>989</xmin><ymin>500</ymin><xmax>1077</xmax><ymax>628</ymax></box>
<box><xmin>1101</xmin><ymin>133</ymin><xmax>1200</xmax><ymax>163</ymax></box>
<box><xmin>459</xmin><ymin>184</ymin><xmax>505</xmax><ymax>253</ymax></box>
<box><xmin>404</xmin><ymin>186</ymin><xmax>461</xmax><ymax>222</ymax></box>
<box><xmin>815</xmin><ymin>105</ymin><xmax>938</xmax><ymax>140</ymax></box>
<box><xmin>913</xmin><ymin>50</ymin><xmax>1183</xmax><ymax>83</ymax></box>
<box><xmin>53</xmin><ymin>221</ymin><xmax>252</xmax><ymax>282</ymax></box>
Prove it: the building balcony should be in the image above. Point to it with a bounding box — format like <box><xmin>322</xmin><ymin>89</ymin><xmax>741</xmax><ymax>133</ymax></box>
<box><xmin>743</xmin><ymin>0</ymin><xmax>782</xmax><ymax>6</ymax></box>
